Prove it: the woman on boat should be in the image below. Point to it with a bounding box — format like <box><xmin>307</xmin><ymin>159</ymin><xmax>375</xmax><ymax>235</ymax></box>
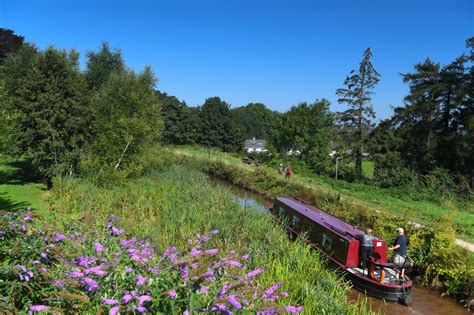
<box><xmin>359</xmin><ymin>228</ymin><xmax>375</xmax><ymax>270</ymax></box>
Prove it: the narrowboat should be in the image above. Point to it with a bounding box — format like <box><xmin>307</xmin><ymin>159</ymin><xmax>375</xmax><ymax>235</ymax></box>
<box><xmin>270</xmin><ymin>197</ymin><xmax>412</xmax><ymax>305</ymax></box>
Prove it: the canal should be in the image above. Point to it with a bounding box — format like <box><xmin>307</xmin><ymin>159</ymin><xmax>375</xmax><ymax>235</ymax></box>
<box><xmin>211</xmin><ymin>177</ymin><xmax>470</xmax><ymax>315</ymax></box>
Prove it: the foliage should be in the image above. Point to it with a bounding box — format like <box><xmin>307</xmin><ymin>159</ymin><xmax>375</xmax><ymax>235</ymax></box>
<box><xmin>336</xmin><ymin>48</ymin><xmax>380</xmax><ymax>180</ymax></box>
<box><xmin>199</xmin><ymin>97</ymin><xmax>240</xmax><ymax>152</ymax></box>
<box><xmin>0</xmin><ymin>28</ymin><xmax>24</xmax><ymax>64</ymax></box>
<box><xmin>272</xmin><ymin>100</ymin><xmax>334</xmax><ymax>174</ymax></box>
<box><xmin>1</xmin><ymin>45</ymin><xmax>93</xmax><ymax>185</ymax></box>
<box><xmin>83</xmin><ymin>67</ymin><xmax>163</xmax><ymax>176</ymax></box>
<box><xmin>231</xmin><ymin>102</ymin><xmax>278</xmax><ymax>144</ymax></box>
<box><xmin>0</xmin><ymin>209</ymin><xmax>305</xmax><ymax>314</ymax></box>
<box><xmin>158</xmin><ymin>91</ymin><xmax>200</xmax><ymax>145</ymax></box>
<box><xmin>84</xmin><ymin>42</ymin><xmax>125</xmax><ymax>90</ymax></box>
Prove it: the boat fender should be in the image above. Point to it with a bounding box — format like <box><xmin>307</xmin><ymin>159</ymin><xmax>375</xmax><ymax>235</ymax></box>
<box><xmin>369</xmin><ymin>264</ymin><xmax>385</xmax><ymax>283</ymax></box>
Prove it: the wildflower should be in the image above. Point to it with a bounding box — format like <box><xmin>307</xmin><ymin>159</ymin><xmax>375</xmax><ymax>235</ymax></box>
<box><xmin>212</xmin><ymin>304</ymin><xmax>229</xmax><ymax>312</ymax></box>
<box><xmin>121</xmin><ymin>294</ymin><xmax>133</xmax><ymax>304</ymax></box>
<box><xmin>110</xmin><ymin>226</ymin><xmax>124</xmax><ymax>236</ymax></box>
<box><xmin>52</xmin><ymin>232</ymin><xmax>67</xmax><ymax>242</ymax></box>
<box><xmin>84</xmin><ymin>265</ymin><xmax>107</xmax><ymax>277</ymax></box>
<box><xmin>102</xmin><ymin>299</ymin><xmax>118</xmax><ymax>305</ymax></box>
<box><xmin>227</xmin><ymin>295</ymin><xmax>242</xmax><ymax>309</ymax></box>
<box><xmin>198</xmin><ymin>286</ymin><xmax>209</xmax><ymax>294</ymax></box>
<box><xmin>138</xmin><ymin>295</ymin><xmax>151</xmax><ymax>304</ymax></box>
<box><xmin>241</xmin><ymin>254</ymin><xmax>250</xmax><ymax>260</ymax></box>
<box><xmin>120</xmin><ymin>237</ymin><xmax>136</xmax><ymax>248</ymax></box>
<box><xmin>284</xmin><ymin>306</ymin><xmax>303</xmax><ymax>314</ymax></box>
<box><xmin>134</xmin><ymin>305</ymin><xmax>148</xmax><ymax>313</ymax></box>
<box><xmin>204</xmin><ymin>248</ymin><xmax>219</xmax><ymax>255</ymax></box>
<box><xmin>109</xmin><ymin>305</ymin><xmax>121</xmax><ymax>315</ymax></box>
<box><xmin>83</xmin><ymin>277</ymin><xmax>99</xmax><ymax>292</ymax></box>
<box><xmin>21</xmin><ymin>224</ymin><xmax>27</xmax><ymax>233</ymax></box>
<box><xmin>28</xmin><ymin>305</ymin><xmax>48</xmax><ymax>311</ymax></box>
<box><xmin>69</xmin><ymin>271</ymin><xmax>84</xmax><ymax>278</ymax></box>
<box><xmin>168</xmin><ymin>290</ymin><xmax>177</xmax><ymax>298</ymax></box>
<box><xmin>183</xmin><ymin>310</ymin><xmax>190</xmax><ymax>315</ymax></box>
<box><xmin>246</xmin><ymin>268</ymin><xmax>264</xmax><ymax>279</ymax></box>
<box><xmin>124</xmin><ymin>266</ymin><xmax>134</xmax><ymax>273</ymax></box>
<box><xmin>180</xmin><ymin>265</ymin><xmax>189</xmax><ymax>281</ymax></box>
<box><xmin>136</xmin><ymin>275</ymin><xmax>147</xmax><ymax>286</ymax></box>
<box><xmin>190</xmin><ymin>248</ymin><xmax>202</xmax><ymax>256</ymax></box>
<box><xmin>226</xmin><ymin>260</ymin><xmax>243</xmax><ymax>268</ymax></box>
<box><xmin>210</xmin><ymin>229</ymin><xmax>219</xmax><ymax>235</ymax></box>
<box><xmin>93</xmin><ymin>242</ymin><xmax>105</xmax><ymax>253</ymax></box>
<box><xmin>263</xmin><ymin>283</ymin><xmax>282</xmax><ymax>297</ymax></box>
<box><xmin>24</xmin><ymin>213</ymin><xmax>33</xmax><ymax>222</ymax></box>
<box><xmin>51</xmin><ymin>279</ymin><xmax>64</xmax><ymax>287</ymax></box>
<box><xmin>40</xmin><ymin>252</ymin><xmax>47</xmax><ymax>260</ymax></box>
<box><xmin>75</xmin><ymin>255</ymin><xmax>96</xmax><ymax>267</ymax></box>
<box><xmin>217</xmin><ymin>284</ymin><xmax>229</xmax><ymax>299</ymax></box>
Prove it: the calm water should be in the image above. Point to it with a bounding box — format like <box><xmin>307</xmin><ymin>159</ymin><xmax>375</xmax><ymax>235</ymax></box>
<box><xmin>210</xmin><ymin>177</ymin><xmax>471</xmax><ymax>315</ymax></box>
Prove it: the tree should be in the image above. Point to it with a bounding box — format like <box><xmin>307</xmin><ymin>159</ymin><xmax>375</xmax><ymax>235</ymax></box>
<box><xmin>368</xmin><ymin>119</ymin><xmax>402</xmax><ymax>179</ymax></box>
<box><xmin>199</xmin><ymin>97</ymin><xmax>239</xmax><ymax>152</ymax></box>
<box><xmin>0</xmin><ymin>28</ymin><xmax>24</xmax><ymax>64</ymax></box>
<box><xmin>158</xmin><ymin>91</ymin><xmax>200</xmax><ymax>145</ymax></box>
<box><xmin>231</xmin><ymin>103</ymin><xmax>277</xmax><ymax>144</ymax></box>
<box><xmin>1</xmin><ymin>45</ymin><xmax>92</xmax><ymax>185</ymax></box>
<box><xmin>273</xmin><ymin>100</ymin><xmax>334</xmax><ymax>174</ymax></box>
<box><xmin>85</xmin><ymin>42</ymin><xmax>124</xmax><ymax>90</ymax></box>
<box><xmin>87</xmin><ymin>66</ymin><xmax>163</xmax><ymax>172</ymax></box>
<box><xmin>336</xmin><ymin>48</ymin><xmax>380</xmax><ymax>179</ymax></box>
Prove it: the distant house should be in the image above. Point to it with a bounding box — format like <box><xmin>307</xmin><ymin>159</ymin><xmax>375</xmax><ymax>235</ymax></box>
<box><xmin>243</xmin><ymin>138</ymin><xmax>268</xmax><ymax>153</ymax></box>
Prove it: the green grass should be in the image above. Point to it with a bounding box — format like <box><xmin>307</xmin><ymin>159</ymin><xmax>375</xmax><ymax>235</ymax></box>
<box><xmin>172</xmin><ymin>145</ymin><xmax>474</xmax><ymax>242</ymax></box>
<box><xmin>0</xmin><ymin>158</ymin><xmax>47</xmax><ymax>213</ymax></box>
<box><xmin>347</xmin><ymin>160</ymin><xmax>375</xmax><ymax>178</ymax></box>
<box><xmin>51</xmin><ymin>166</ymin><xmax>375</xmax><ymax>314</ymax></box>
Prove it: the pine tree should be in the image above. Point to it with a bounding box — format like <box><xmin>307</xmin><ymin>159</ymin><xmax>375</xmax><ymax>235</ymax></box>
<box><xmin>336</xmin><ymin>48</ymin><xmax>380</xmax><ymax>179</ymax></box>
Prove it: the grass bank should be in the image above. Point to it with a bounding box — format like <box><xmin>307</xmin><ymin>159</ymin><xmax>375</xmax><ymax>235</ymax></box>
<box><xmin>50</xmin><ymin>165</ymin><xmax>375</xmax><ymax>314</ymax></box>
<box><xmin>161</xmin><ymin>145</ymin><xmax>473</xmax><ymax>305</ymax></box>
<box><xmin>0</xmin><ymin>157</ymin><xmax>47</xmax><ymax>213</ymax></box>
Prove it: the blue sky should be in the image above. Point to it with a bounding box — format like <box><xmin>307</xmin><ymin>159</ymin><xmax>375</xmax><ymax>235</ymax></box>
<box><xmin>1</xmin><ymin>0</ymin><xmax>472</xmax><ymax>119</ymax></box>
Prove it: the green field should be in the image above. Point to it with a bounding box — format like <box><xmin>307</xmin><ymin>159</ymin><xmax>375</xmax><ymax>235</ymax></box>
<box><xmin>173</xmin><ymin>145</ymin><xmax>474</xmax><ymax>242</ymax></box>
<box><xmin>0</xmin><ymin>158</ymin><xmax>47</xmax><ymax>213</ymax></box>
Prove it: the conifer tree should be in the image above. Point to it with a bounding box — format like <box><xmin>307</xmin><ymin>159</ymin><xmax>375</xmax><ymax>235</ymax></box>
<box><xmin>336</xmin><ymin>48</ymin><xmax>380</xmax><ymax>179</ymax></box>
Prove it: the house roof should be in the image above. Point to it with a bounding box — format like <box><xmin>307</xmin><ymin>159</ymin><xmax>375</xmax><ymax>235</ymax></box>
<box><xmin>243</xmin><ymin>139</ymin><xmax>267</xmax><ymax>149</ymax></box>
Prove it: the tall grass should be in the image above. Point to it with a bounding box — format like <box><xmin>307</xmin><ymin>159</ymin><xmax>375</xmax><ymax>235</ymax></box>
<box><xmin>51</xmin><ymin>166</ymin><xmax>375</xmax><ymax>314</ymax></box>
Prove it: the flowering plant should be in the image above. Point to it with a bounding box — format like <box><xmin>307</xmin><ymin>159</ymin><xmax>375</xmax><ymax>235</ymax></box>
<box><xmin>0</xmin><ymin>210</ymin><xmax>303</xmax><ymax>314</ymax></box>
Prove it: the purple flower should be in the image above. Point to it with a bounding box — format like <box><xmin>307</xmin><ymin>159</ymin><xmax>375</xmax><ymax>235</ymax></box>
<box><xmin>246</xmin><ymin>268</ymin><xmax>264</xmax><ymax>278</ymax></box>
<box><xmin>75</xmin><ymin>255</ymin><xmax>96</xmax><ymax>267</ymax></box>
<box><xmin>52</xmin><ymin>232</ymin><xmax>67</xmax><ymax>242</ymax></box>
<box><xmin>227</xmin><ymin>295</ymin><xmax>242</xmax><ymax>309</ymax></box>
<box><xmin>93</xmin><ymin>242</ymin><xmax>105</xmax><ymax>253</ymax></box>
<box><xmin>109</xmin><ymin>306</ymin><xmax>120</xmax><ymax>315</ymax></box>
<box><xmin>121</xmin><ymin>294</ymin><xmax>133</xmax><ymax>304</ymax></box>
<box><xmin>110</xmin><ymin>226</ymin><xmax>124</xmax><ymax>236</ymax></box>
<box><xmin>102</xmin><ymin>299</ymin><xmax>118</xmax><ymax>305</ymax></box>
<box><xmin>24</xmin><ymin>213</ymin><xmax>33</xmax><ymax>222</ymax></box>
<box><xmin>198</xmin><ymin>286</ymin><xmax>209</xmax><ymax>294</ymax></box>
<box><xmin>263</xmin><ymin>283</ymin><xmax>282</xmax><ymax>297</ymax></box>
<box><xmin>226</xmin><ymin>260</ymin><xmax>243</xmax><ymax>268</ymax></box>
<box><xmin>241</xmin><ymin>254</ymin><xmax>250</xmax><ymax>260</ymax></box>
<box><xmin>134</xmin><ymin>305</ymin><xmax>148</xmax><ymax>313</ymax></box>
<box><xmin>84</xmin><ymin>264</ymin><xmax>107</xmax><ymax>277</ymax></box>
<box><xmin>168</xmin><ymin>290</ymin><xmax>177</xmax><ymax>298</ymax></box>
<box><xmin>69</xmin><ymin>271</ymin><xmax>84</xmax><ymax>278</ymax></box>
<box><xmin>21</xmin><ymin>224</ymin><xmax>27</xmax><ymax>233</ymax></box>
<box><xmin>183</xmin><ymin>310</ymin><xmax>190</xmax><ymax>315</ymax></box>
<box><xmin>190</xmin><ymin>248</ymin><xmax>202</xmax><ymax>256</ymax></box>
<box><xmin>29</xmin><ymin>305</ymin><xmax>48</xmax><ymax>311</ymax></box>
<box><xmin>217</xmin><ymin>284</ymin><xmax>229</xmax><ymax>299</ymax></box>
<box><xmin>51</xmin><ymin>279</ymin><xmax>64</xmax><ymax>287</ymax></box>
<box><xmin>136</xmin><ymin>275</ymin><xmax>147</xmax><ymax>286</ymax></box>
<box><xmin>120</xmin><ymin>237</ymin><xmax>136</xmax><ymax>248</ymax></box>
<box><xmin>212</xmin><ymin>304</ymin><xmax>229</xmax><ymax>312</ymax></box>
<box><xmin>138</xmin><ymin>295</ymin><xmax>151</xmax><ymax>304</ymax></box>
<box><xmin>124</xmin><ymin>266</ymin><xmax>134</xmax><ymax>273</ymax></box>
<box><xmin>83</xmin><ymin>277</ymin><xmax>99</xmax><ymax>292</ymax></box>
<box><xmin>204</xmin><ymin>248</ymin><xmax>219</xmax><ymax>255</ymax></box>
<box><xmin>210</xmin><ymin>229</ymin><xmax>219</xmax><ymax>235</ymax></box>
<box><xmin>180</xmin><ymin>265</ymin><xmax>189</xmax><ymax>281</ymax></box>
<box><xmin>40</xmin><ymin>252</ymin><xmax>47</xmax><ymax>260</ymax></box>
<box><xmin>284</xmin><ymin>306</ymin><xmax>303</xmax><ymax>314</ymax></box>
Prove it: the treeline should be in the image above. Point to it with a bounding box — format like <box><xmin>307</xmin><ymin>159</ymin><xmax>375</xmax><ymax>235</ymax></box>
<box><xmin>0</xmin><ymin>30</ymin><xmax>162</xmax><ymax>186</ymax></box>
<box><xmin>0</xmin><ymin>28</ymin><xmax>472</xmax><ymax>198</ymax></box>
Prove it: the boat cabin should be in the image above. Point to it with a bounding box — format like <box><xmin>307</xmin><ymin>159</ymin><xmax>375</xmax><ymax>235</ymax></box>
<box><xmin>271</xmin><ymin>197</ymin><xmax>388</xmax><ymax>268</ymax></box>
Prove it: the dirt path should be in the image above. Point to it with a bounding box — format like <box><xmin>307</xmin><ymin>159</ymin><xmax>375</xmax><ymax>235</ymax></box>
<box><xmin>455</xmin><ymin>239</ymin><xmax>474</xmax><ymax>252</ymax></box>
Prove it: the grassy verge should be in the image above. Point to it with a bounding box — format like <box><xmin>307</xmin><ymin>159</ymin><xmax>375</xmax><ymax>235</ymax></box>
<box><xmin>174</xmin><ymin>145</ymin><xmax>474</xmax><ymax>242</ymax></box>
<box><xmin>161</xmin><ymin>145</ymin><xmax>473</xmax><ymax>303</ymax></box>
<box><xmin>0</xmin><ymin>158</ymin><xmax>47</xmax><ymax>213</ymax></box>
<box><xmin>49</xmin><ymin>166</ymin><xmax>375</xmax><ymax>314</ymax></box>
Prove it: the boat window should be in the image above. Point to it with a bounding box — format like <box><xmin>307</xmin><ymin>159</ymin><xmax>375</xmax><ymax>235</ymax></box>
<box><xmin>278</xmin><ymin>207</ymin><xmax>285</xmax><ymax>217</ymax></box>
<box><xmin>292</xmin><ymin>215</ymin><xmax>300</xmax><ymax>228</ymax></box>
<box><xmin>322</xmin><ymin>233</ymin><xmax>332</xmax><ymax>251</ymax></box>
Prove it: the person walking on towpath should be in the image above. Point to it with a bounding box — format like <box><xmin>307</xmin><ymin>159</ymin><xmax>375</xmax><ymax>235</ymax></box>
<box><xmin>285</xmin><ymin>164</ymin><xmax>292</xmax><ymax>179</ymax></box>
<box><xmin>278</xmin><ymin>163</ymin><xmax>283</xmax><ymax>175</ymax></box>
<box><xmin>389</xmin><ymin>227</ymin><xmax>408</xmax><ymax>279</ymax></box>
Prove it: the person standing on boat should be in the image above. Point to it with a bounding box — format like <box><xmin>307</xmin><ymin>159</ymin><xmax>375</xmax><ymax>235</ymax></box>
<box><xmin>359</xmin><ymin>228</ymin><xmax>375</xmax><ymax>269</ymax></box>
<box><xmin>389</xmin><ymin>227</ymin><xmax>408</xmax><ymax>279</ymax></box>
<box><xmin>278</xmin><ymin>163</ymin><xmax>283</xmax><ymax>175</ymax></box>
<box><xmin>285</xmin><ymin>164</ymin><xmax>292</xmax><ymax>179</ymax></box>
